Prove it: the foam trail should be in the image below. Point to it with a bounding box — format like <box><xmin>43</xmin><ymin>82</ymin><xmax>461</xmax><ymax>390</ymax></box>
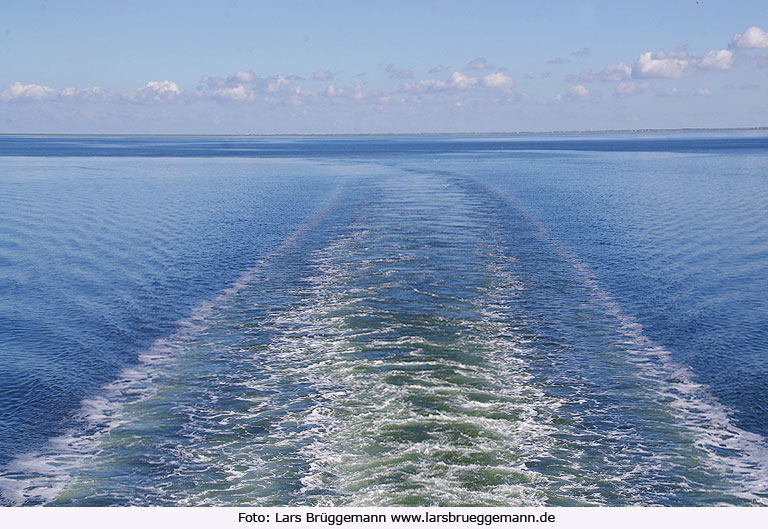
<box><xmin>466</xmin><ymin>175</ymin><xmax>768</xmax><ymax>504</ymax></box>
<box><xmin>0</xmin><ymin>188</ymin><xmax>349</xmax><ymax>506</ymax></box>
<box><xmin>3</xmin><ymin>164</ymin><xmax>766</xmax><ymax>506</ymax></box>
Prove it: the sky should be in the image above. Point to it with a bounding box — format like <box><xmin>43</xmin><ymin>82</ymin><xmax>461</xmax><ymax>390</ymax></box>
<box><xmin>1</xmin><ymin>0</ymin><xmax>768</xmax><ymax>133</ymax></box>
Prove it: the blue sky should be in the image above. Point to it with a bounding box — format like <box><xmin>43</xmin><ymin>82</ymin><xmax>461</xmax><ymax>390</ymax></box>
<box><xmin>1</xmin><ymin>0</ymin><xmax>768</xmax><ymax>133</ymax></box>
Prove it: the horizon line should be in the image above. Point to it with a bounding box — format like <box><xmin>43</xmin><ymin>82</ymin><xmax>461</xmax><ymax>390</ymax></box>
<box><xmin>1</xmin><ymin>126</ymin><xmax>768</xmax><ymax>138</ymax></box>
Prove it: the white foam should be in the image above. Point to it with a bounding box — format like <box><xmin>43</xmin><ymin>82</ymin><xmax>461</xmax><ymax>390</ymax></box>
<box><xmin>0</xmin><ymin>190</ymin><xmax>349</xmax><ymax>506</ymax></box>
<box><xmin>486</xmin><ymin>182</ymin><xmax>768</xmax><ymax>504</ymax></box>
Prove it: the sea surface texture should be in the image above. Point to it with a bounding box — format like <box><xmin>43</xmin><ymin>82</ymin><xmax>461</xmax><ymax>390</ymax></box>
<box><xmin>0</xmin><ymin>133</ymin><xmax>766</xmax><ymax>506</ymax></box>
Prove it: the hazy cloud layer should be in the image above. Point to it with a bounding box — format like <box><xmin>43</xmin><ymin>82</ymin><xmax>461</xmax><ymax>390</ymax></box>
<box><xmin>429</xmin><ymin>64</ymin><xmax>450</xmax><ymax>73</ymax></box>
<box><xmin>614</xmin><ymin>81</ymin><xmax>649</xmax><ymax>97</ymax></box>
<box><xmin>463</xmin><ymin>57</ymin><xmax>490</xmax><ymax>71</ymax></box>
<box><xmin>385</xmin><ymin>64</ymin><xmax>414</xmax><ymax>79</ymax></box>
<box><xmin>313</xmin><ymin>70</ymin><xmax>333</xmax><ymax>81</ymax></box>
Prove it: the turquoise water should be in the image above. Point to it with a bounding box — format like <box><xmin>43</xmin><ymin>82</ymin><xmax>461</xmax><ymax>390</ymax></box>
<box><xmin>0</xmin><ymin>134</ymin><xmax>767</xmax><ymax>505</ymax></box>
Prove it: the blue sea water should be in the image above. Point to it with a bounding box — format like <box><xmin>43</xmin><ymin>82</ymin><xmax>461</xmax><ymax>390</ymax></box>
<box><xmin>0</xmin><ymin>133</ymin><xmax>766</xmax><ymax>505</ymax></box>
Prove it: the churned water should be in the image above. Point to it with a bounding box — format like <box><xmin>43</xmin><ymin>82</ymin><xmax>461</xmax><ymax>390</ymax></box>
<box><xmin>0</xmin><ymin>133</ymin><xmax>766</xmax><ymax>505</ymax></box>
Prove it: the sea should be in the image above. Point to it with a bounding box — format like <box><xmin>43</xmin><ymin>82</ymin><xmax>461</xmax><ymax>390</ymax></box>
<box><xmin>0</xmin><ymin>132</ymin><xmax>766</xmax><ymax>506</ymax></box>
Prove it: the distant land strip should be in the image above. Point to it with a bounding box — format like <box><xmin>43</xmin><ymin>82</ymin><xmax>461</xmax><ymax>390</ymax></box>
<box><xmin>1</xmin><ymin>127</ymin><xmax>767</xmax><ymax>137</ymax></box>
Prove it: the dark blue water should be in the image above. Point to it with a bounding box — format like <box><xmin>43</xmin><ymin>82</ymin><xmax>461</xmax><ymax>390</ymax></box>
<box><xmin>0</xmin><ymin>133</ymin><xmax>766</xmax><ymax>505</ymax></box>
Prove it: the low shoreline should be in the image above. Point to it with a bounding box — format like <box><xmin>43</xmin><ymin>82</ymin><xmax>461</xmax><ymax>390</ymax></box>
<box><xmin>1</xmin><ymin>127</ymin><xmax>767</xmax><ymax>137</ymax></box>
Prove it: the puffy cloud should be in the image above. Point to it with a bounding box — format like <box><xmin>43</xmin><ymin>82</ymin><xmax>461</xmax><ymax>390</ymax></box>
<box><xmin>601</xmin><ymin>62</ymin><xmax>633</xmax><ymax>81</ymax></box>
<box><xmin>554</xmin><ymin>84</ymin><xmax>592</xmax><ymax>103</ymax></box>
<box><xmin>230</xmin><ymin>70</ymin><xmax>257</xmax><ymax>83</ymax></box>
<box><xmin>1</xmin><ymin>82</ymin><xmax>111</xmax><ymax>103</ymax></box>
<box><xmin>385</xmin><ymin>64</ymin><xmax>414</xmax><ymax>79</ymax></box>
<box><xmin>699</xmin><ymin>49</ymin><xmax>734</xmax><ymax>70</ymax></box>
<box><xmin>122</xmin><ymin>80</ymin><xmax>181</xmax><ymax>103</ymax></box>
<box><xmin>325</xmin><ymin>84</ymin><xmax>342</xmax><ymax>97</ymax></box>
<box><xmin>463</xmin><ymin>57</ymin><xmax>489</xmax><ymax>70</ymax></box>
<box><xmin>401</xmin><ymin>71</ymin><xmax>478</xmax><ymax>93</ymax></box>
<box><xmin>567</xmin><ymin>84</ymin><xmax>590</xmax><ymax>98</ymax></box>
<box><xmin>313</xmin><ymin>70</ymin><xmax>333</xmax><ymax>80</ymax></box>
<box><xmin>731</xmin><ymin>26</ymin><xmax>768</xmax><ymax>49</ymax></box>
<box><xmin>266</xmin><ymin>75</ymin><xmax>291</xmax><ymax>93</ymax></box>
<box><xmin>572</xmin><ymin>45</ymin><xmax>733</xmax><ymax>85</ymax></box>
<box><xmin>634</xmin><ymin>50</ymin><xmax>692</xmax><ymax>78</ymax></box>
<box><xmin>1</xmin><ymin>82</ymin><xmax>57</xmax><ymax>102</ymax></box>
<box><xmin>59</xmin><ymin>86</ymin><xmax>109</xmax><ymax>102</ymax></box>
<box><xmin>482</xmin><ymin>72</ymin><xmax>515</xmax><ymax>90</ymax></box>
<box><xmin>633</xmin><ymin>48</ymin><xmax>732</xmax><ymax>78</ymax></box>
<box><xmin>448</xmin><ymin>71</ymin><xmax>478</xmax><ymax>89</ymax></box>
<box><xmin>212</xmin><ymin>84</ymin><xmax>256</xmax><ymax>102</ymax></box>
<box><xmin>401</xmin><ymin>78</ymin><xmax>448</xmax><ymax>92</ymax></box>
<box><xmin>429</xmin><ymin>64</ymin><xmax>450</xmax><ymax>73</ymax></box>
<box><xmin>199</xmin><ymin>74</ymin><xmax>226</xmax><ymax>88</ymax></box>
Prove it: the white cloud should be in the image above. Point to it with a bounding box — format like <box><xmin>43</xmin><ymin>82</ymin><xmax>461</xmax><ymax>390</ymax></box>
<box><xmin>199</xmin><ymin>75</ymin><xmax>225</xmax><ymax>88</ymax></box>
<box><xmin>731</xmin><ymin>26</ymin><xmax>768</xmax><ymax>49</ymax></box>
<box><xmin>59</xmin><ymin>86</ymin><xmax>109</xmax><ymax>102</ymax></box>
<box><xmin>1</xmin><ymin>82</ymin><xmax>57</xmax><ymax>102</ymax></box>
<box><xmin>553</xmin><ymin>84</ymin><xmax>591</xmax><ymax>103</ymax></box>
<box><xmin>602</xmin><ymin>62</ymin><xmax>633</xmax><ymax>81</ymax></box>
<box><xmin>401</xmin><ymin>71</ymin><xmax>478</xmax><ymax>94</ymax></box>
<box><xmin>568</xmin><ymin>84</ymin><xmax>590</xmax><ymax>98</ymax></box>
<box><xmin>266</xmin><ymin>75</ymin><xmax>291</xmax><ymax>93</ymax></box>
<box><xmin>572</xmin><ymin>44</ymin><xmax>734</xmax><ymax>85</ymax></box>
<box><xmin>212</xmin><ymin>84</ymin><xmax>256</xmax><ymax>102</ymax></box>
<box><xmin>122</xmin><ymin>80</ymin><xmax>181</xmax><ymax>103</ymax></box>
<box><xmin>449</xmin><ymin>71</ymin><xmax>478</xmax><ymax>89</ymax></box>
<box><xmin>231</xmin><ymin>70</ymin><xmax>257</xmax><ymax>83</ymax></box>
<box><xmin>633</xmin><ymin>48</ymin><xmax>732</xmax><ymax>78</ymax></box>
<box><xmin>401</xmin><ymin>78</ymin><xmax>448</xmax><ymax>92</ymax></box>
<box><xmin>313</xmin><ymin>70</ymin><xmax>333</xmax><ymax>81</ymax></box>
<box><xmin>429</xmin><ymin>64</ymin><xmax>450</xmax><ymax>73</ymax></box>
<box><xmin>634</xmin><ymin>51</ymin><xmax>692</xmax><ymax>79</ymax></box>
<box><xmin>699</xmin><ymin>49</ymin><xmax>734</xmax><ymax>70</ymax></box>
<box><xmin>482</xmin><ymin>72</ymin><xmax>515</xmax><ymax>90</ymax></box>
